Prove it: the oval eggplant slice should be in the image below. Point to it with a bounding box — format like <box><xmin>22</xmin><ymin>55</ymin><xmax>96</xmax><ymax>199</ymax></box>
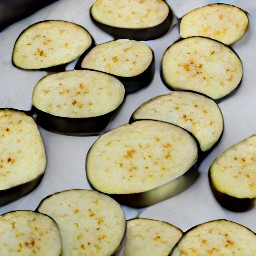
<box><xmin>12</xmin><ymin>20</ymin><xmax>95</xmax><ymax>71</ymax></box>
<box><xmin>130</xmin><ymin>91</ymin><xmax>224</xmax><ymax>156</ymax></box>
<box><xmin>209</xmin><ymin>135</ymin><xmax>256</xmax><ymax>212</ymax></box>
<box><xmin>0</xmin><ymin>109</ymin><xmax>46</xmax><ymax>206</ymax></box>
<box><xmin>123</xmin><ymin>218</ymin><xmax>183</xmax><ymax>256</ymax></box>
<box><xmin>161</xmin><ymin>37</ymin><xmax>243</xmax><ymax>100</ymax></box>
<box><xmin>32</xmin><ymin>70</ymin><xmax>125</xmax><ymax>135</ymax></box>
<box><xmin>37</xmin><ymin>189</ymin><xmax>126</xmax><ymax>256</ymax></box>
<box><xmin>180</xmin><ymin>3</ymin><xmax>249</xmax><ymax>45</ymax></box>
<box><xmin>0</xmin><ymin>210</ymin><xmax>61</xmax><ymax>255</ymax></box>
<box><xmin>76</xmin><ymin>39</ymin><xmax>155</xmax><ymax>93</ymax></box>
<box><xmin>170</xmin><ymin>219</ymin><xmax>256</xmax><ymax>255</ymax></box>
<box><xmin>86</xmin><ymin>120</ymin><xmax>199</xmax><ymax>207</ymax></box>
<box><xmin>90</xmin><ymin>0</ymin><xmax>173</xmax><ymax>41</ymax></box>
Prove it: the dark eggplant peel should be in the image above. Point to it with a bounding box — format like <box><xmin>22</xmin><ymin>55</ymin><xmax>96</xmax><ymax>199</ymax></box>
<box><xmin>0</xmin><ymin>210</ymin><xmax>61</xmax><ymax>255</ymax></box>
<box><xmin>12</xmin><ymin>20</ymin><xmax>95</xmax><ymax>71</ymax></box>
<box><xmin>209</xmin><ymin>135</ymin><xmax>256</xmax><ymax>212</ymax></box>
<box><xmin>161</xmin><ymin>36</ymin><xmax>243</xmax><ymax>101</ymax></box>
<box><xmin>130</xmin><ymin>91</ymin><xmax>224</xmax><ymax>160</ymax></box>
<box><xmin>0</xmin><ymin>109</ymin><xmax>46</xmax><ymax>206</ymax></box>
<box><xmin>86</xmin><ymin>120</ymin><xmax>199</xmax><ymax>208</ymax></box>
<box><xmin>123</xmin><ymin>218</ymin><xmax>183</xmax><ymax>256</ymax></box>
<box><xmin>76</xmin><ymin>39</ymin><xmax>155</xmax><ymax>93</ymax></box>
<box><xmin>32</xmin><ymin>70</ymin><xmax>125</xmax><ymax>135</ymax></box>
<box><xmin>179</xmin><ymin>3</ymin><xmax>249</xmax><ymax>45</ymax></box>
<box><xmin>90</xmin><ymin>0</ymin><xmax>174</xmax><ymax>40</ymax></box>
<box><xmin>37</xmin><ymin>189</ymin><xmax>126</xmax><ymax>256</ymax></box>
<box><xmin>170</xmin><ymin>219</ymin><xmax>256</xmax><ymax>255</ymax></box>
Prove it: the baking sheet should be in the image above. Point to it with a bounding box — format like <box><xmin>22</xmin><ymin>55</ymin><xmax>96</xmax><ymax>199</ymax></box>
<box><xmin>0</xmin><ymin>0</ymin><xmax>256</xmax><ymax>232</ymax></box>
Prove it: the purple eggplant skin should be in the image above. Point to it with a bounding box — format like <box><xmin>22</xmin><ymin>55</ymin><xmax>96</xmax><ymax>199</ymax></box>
<box><xmin>89</xmin><ymin>3</ymin><xmax>174</xmax><ymax>41</ymax></box>
<box><xmin>0</xmin><ymin>0</ymin><xmax>58</xmax><ymax>31</ymax></box>
<box><xmin>12</xmin><ymin>20</ymin><xmax>96</xmax><ymax>72</ymax></box>
<box><xmin>75</xmin><ymin>53</ymin><xmax>155</xmax><ymax>94</ymax></box>
<box><xmin>209</xmin><ymin>172</ymin><xmax>254</xmax><ymax>212</ymax></box>
<box><xmin>32</xmin><ymin>103</ymin><xmax>124</xmax><ymax>136</ymax></box>
<box><xmin>0</xmin><ymin>175</ymin><xmax>44</xmax><ymax>206</ymax></box>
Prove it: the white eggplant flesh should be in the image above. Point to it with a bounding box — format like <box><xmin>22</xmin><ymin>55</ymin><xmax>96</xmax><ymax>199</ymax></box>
<box><xmin>170</xmin><ymin>219</ymin><xmax>256</xmax><ymax>255</ymax></box>
<box><xmin>180</xmin><ymin>3</ymin><xmax>249</xmax><ymax>45</ymax></box>
<box><xmin>0</xmin><ymin>210</ymin><xmax>61</xmax><ymax>256</ymax></box>
<box><xmin>161</xmin><ymin>37</ymin><xmax>243</xmax><ymax>100</ymax></box>
<box><xmin>123</xmin><ymin>218</ymin><xmax>183</xmax><ymax>256</ymax></box>
<box><xmin>0</xmin><ymin>109</ymin><xmax>46</xmax><ymax>206</ymax></box>
<box><xmin>12</xmin><ymin>20</ymin><xmax>94</xmax><ymax>70</ymax></box>
<box><xmin>37</xmin><ymin>189</ymin><xmax>126</xmax><ymax>256</ymax></box>
<box><xmin>86</xmin><ymin>120</ymin><xmax>199</xmax><ymax>207</ymax></box>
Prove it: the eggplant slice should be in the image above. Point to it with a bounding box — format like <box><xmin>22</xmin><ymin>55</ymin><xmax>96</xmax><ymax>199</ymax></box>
<box><xmin>12</xmin><ymin>20</ymin><xmax>94</xmax><ymax>71</ymax></box>
<box><xmin>209</xmin><ymin>135</ymin><xmax>256</xmax><ymax>212</ymax></box>
<box><xmin>32</xmin><ymin>70</ymin><xmax>125</xmax><ymax>135</ymax></box>
<box><xmin>123</xmin><ymin>218</ymin><xmax>183</xmax><ymax>256</ymax></box>
<box><xmin>37</xmin><ymin>189</ymin><xmax>126</xmax><ymax>256</ymax></box>
<box><xmin>130</xmin><ymin>91</ymin><xmax>224</xmax><ymax>156</ymax></box>
<box><xmin>86</xmin><ymin>120</ymin><xmax>199</xmax><ymax>207</ymax></box>
<box><xmin>76</xmin><ymin>39</ymin><xmax>155</xmax><ymax>93</ymax></box>
<box><xmin>161</xmin><ymin>37</ymin><xmax>243</xmax><ymax>100</ymax></box>
<box><xmin>180</xmin><ymin>3</ymin><xmax>249</xmax><ymax>45</ymax></box>
<box><xmin>170</xmin><ymin>219</ymin><xmax>256</xmax><ymax>255</ymax></box>
<box><xmin>0</xmin><ymin>210</ymin><xmax>61</xmax><ymax>255</ymax></box>
<box><xmin>0</xmin><ymin>109</ymin><xmax>46</xmax><ymax>206</ymax></box>
<box><xmin>90</xmin><ymin>0</ymin><xmax>173</xmax><ymax>40</ymax></box>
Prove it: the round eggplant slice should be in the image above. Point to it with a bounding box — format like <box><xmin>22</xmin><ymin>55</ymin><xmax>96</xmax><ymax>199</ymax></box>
<box><xmin>123</xmin><ymin>218</ymin><xmax>183</xmax><ymax>256</ymax></box>
<box><xmin>170</xmin><ymin>219</ymin><xmax>256</xmax><ymax>255</ymax></box>
<box><xmin>86</xmin><ymin>120</ymin><xmax>199</xmax><ymax>207</ymax></box>
<box><xmin>130</xmin><ymin>91</ymin><xmax>224</xmax><ymax>157</ymax></box>
<box><xmin>37</xmin><ymin>189</ymin><xmax>126</xmax><ymax>256</ymax></box>
<box><xmin>209</xmin><ymin>135</ymin><xmax>256</xmax><ymax>212</ymax></box>
<box><xmin>0</xmin><ymin>210</ymin><xmax>61</xmax><ymax>255</ymax></box>
<box><xmin>180</xmin><ymin>3</ymin><xmax>249</xmax><ymax>45</ymax></box>
<box><xmin>0</xmin><ymin>109</ymin><xmax>46</xmax><ymax>206</ymax></box>
<box><xmin>32</xmin><ymin>70</ymin><xmax>125</xmax><ymax>135</ymax></box>
<box><xmin>90</xmin><ymin>0</ymin><xmax>173</xmax><ymax>41</ymax></box>
<box><xmin>76</xmin><ymin>39</ymin><xmax>155</xmax><ymax>93</ymax></box>
<box><xmin>12</xmin><ymin>20</ymin><xmax>95</xmax><ymax>71</ymax></box>
<box><xmin>161</xmin><ymin>37</ymin><xmax>243</xmax><ymax>101</ymax></box>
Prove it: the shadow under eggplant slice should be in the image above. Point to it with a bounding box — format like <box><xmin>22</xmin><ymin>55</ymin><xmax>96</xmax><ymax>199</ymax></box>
<box><xmin>90</xmin><ymin>0</ymin><xmax>174</xmax><ymax>41</ymax></box>
<box><xmin>86</xmin><ymin>120</ymin><xmax>199</xmax><ymax>208</ymax></box>
<box><xmin>161</xmin><ymin>36</ymin><xmax>243</xmax><ymax>101</ymax></box>
<box><xmin>75</xmin><ymin>39</ymin><xmax>155</xmax><ymax>93</ymax></box>
<box><xmin>0</xmin><ymin>109</ymin><xmax>46</xmax><ymax>206</ymax></box>
<box><xmin>12</xmin><ymin>20</ymin><xmax>95</xmax><ymax>71</ymax></box>
<box><xmin>32</xmin><ymin>70</ymin><xmax>125</xmax><ymax>135</ymax></box>
<box><xmin>130</xmin><ymin>91</ymin><xmax>224</xmax><ymax>164</ymax></box>
<box><xmin>209</xmin><ymin>135</ymin><xmax>256</xmax><ymax>212</ymax></box>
